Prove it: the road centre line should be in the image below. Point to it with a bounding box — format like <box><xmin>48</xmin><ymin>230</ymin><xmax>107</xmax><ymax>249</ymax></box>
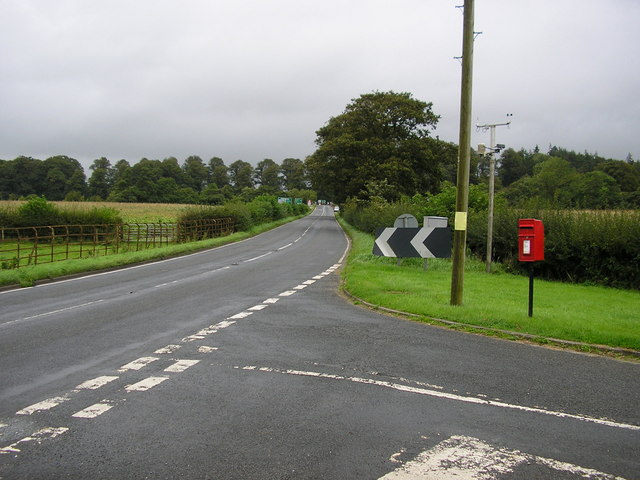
<box><xmin>248</xmin><ymin>304</ymin><xmax>268</xmax><ymax>311</ymax></box>
<box><xmin>244</xmin><ymin>251</ymin><xmax>273</xmax><ymax>262</ymax></box>
<box><xmin>16</xmin><ymin>299</ymin><xmax>105</xmax><ymax>323</ymax></box>
<box><xmin>277</xmin><ymin>243</ymin><xmax>293</xmax><ymax>251</ymax></box>
<box><xmin>240</xmin><ymin>366</ymin><xmax>640</xmax><ymax>432</ymax></box>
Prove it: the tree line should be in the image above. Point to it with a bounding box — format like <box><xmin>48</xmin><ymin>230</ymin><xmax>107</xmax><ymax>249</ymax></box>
<box><xmin>2</xmin><ymin>91</ymin><xmax>638</xmax><ymax>211</ymax></box>
<box><xmin>0</xmin><ymin>155</ymin><xmax>314</xmax><ymax>205</ymax></box>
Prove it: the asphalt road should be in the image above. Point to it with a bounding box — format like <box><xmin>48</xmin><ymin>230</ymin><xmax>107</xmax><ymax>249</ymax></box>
<box><xmin>1</xmin><ymin>205</ymin><xmax>638</xmax><ymax>479</ymax></box>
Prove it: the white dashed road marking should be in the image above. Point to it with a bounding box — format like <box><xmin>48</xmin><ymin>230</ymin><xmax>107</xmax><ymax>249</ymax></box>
<box><xmin>17</xmin><ymin>396</ymin><xmax>69</xmax><ymax>415</ymax></box>
<box><xmin>75</xmin><ymin>376</ymin><xmax>119</xmax><ymax>390</ymax></box>
<box><xmin>125</xmin><ymin>376</ymin><xmax>169</xmax><ymax>392</ymax></box>
<box><xmin>164</xmin><ymin>359</ymin><xmax>200</xmax><ymax>373</ymax></box>
<box><xmin>72</xmin><ymin>402</ymin><xmax>114</xmax><ymax>419</ymax></box>
<box><xmin>118</xmin><ymin>356</ymin><xmax>159</xmax><ymax>372</ymax></box>
<box><xmin>155</xmin><ymin>344</ymin><xmax>182</xmax><ymax>354</ymax></box>
<box><xmin>0</xmin><ymin>427</ymin><xmax>69</xmax><ymax>455</ymax></box>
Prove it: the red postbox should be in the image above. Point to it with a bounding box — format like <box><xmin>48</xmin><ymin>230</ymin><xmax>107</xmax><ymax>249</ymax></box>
<box><xmin>518</xmin><ymin>219</ymin><xmax>544</xmax><ymax>262</ymax></box>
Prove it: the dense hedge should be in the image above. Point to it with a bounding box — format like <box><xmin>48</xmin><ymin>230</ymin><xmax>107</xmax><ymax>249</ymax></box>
<box><xmin>177</xmin><ymin>195</ymin><xmax>309</xmax><ymax>232</ymax></box>
<box><xmin>0</xmin><ymin>196</ymin><xmax>123</xmax><ymax>228</ymax></box>
<box><xmin>468</xmin><ymin>208</ymin><xmax>640</xmax><ymax>289</ymax></box>
<box><xmin>343</xmin><ymin>198</ymin><xmax>640</xmax><ymax>289</ymax></box>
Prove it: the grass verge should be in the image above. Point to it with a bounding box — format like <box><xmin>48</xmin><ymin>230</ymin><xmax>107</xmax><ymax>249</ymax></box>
<box><xmin>338</xmin><ymin>218</ymin><xmax>640</xmax><ymax>355</ymax></box>
<box><xmin>0</xmin><ymin>215</ymin><xmax>304</xmax><ymax>289</ymax></box>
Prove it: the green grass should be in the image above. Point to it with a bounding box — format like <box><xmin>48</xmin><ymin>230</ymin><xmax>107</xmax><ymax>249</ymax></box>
<box><xmin>0</xmin><ymin>216</ymin><xmax>303</xmax><ymax>288</ymax></box>
<box><xmin>339</xmin><ymin>218</ymin><xmax>640</xmax><ymax>353</ymax></box>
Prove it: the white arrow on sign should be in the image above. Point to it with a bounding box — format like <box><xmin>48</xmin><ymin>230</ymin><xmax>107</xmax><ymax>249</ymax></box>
<box><xmin>410</xmin><ymin>226</ymin><xmax>435</xmax><ymax>258</ymax></box>
<box><xmin>374</xmin><ymin>228</ymin><xmax>395</xmax><ymax>257</ymax></box>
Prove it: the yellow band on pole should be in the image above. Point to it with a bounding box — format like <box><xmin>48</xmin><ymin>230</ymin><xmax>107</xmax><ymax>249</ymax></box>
<box><xmin>454</xmin><ymin>211</ymin><xmax>468</xmax><ymax>231</ymax></box>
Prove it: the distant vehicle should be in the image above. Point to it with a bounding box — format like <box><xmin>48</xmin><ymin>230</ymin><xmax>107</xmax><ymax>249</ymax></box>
<box><xmin>333</xmin><ymin>205</ymin><xmax>340</xmax><ymax>212</ymax></box>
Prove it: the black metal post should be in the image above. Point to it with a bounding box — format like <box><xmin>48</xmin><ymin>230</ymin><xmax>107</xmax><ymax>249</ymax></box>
<box><xmin>528</xmin><ymin>263</ymin><xmax>534</xmax><ymax>317</ymax></box>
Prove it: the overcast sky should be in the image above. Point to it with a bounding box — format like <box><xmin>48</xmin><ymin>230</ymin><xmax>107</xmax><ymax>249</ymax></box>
<box><xmin>1</xmin><ymin>0</ymin><xmax>638</xmax><ymax>170</ymax></box>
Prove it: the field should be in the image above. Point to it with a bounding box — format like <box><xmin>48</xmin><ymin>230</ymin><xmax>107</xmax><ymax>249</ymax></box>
<box><xmin>0</xmin><ymin>200</ymin><xmax>193</xmax><ymax>223</ymax></box>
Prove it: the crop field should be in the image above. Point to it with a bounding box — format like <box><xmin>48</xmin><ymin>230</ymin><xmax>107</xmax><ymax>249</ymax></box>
<box><xmin>0</xmin><ymin>200</ymin><xmax>194</xmax><ymax>223</ymax></box>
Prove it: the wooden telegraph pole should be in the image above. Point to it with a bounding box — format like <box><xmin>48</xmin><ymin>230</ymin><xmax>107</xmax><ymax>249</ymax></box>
<box><xmin>450</xmin><ymin>0</ymin><xmax>475</xmax><ymax>306</ymax></box>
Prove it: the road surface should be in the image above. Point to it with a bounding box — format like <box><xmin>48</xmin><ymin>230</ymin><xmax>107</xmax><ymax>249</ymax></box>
<box><xmin>1</xmin><ymin>205</ymin><xmax>638</xmax><ymax>479</ymax></box>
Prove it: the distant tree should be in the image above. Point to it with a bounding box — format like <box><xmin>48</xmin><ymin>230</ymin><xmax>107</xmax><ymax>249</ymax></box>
<box><xmin>183</xmin><ymin>155</ymin><xmax>208</xmax><ymax>192</ymax></box>
<box><xmin>87</xmin><ymin>157</ymin><xmax>112</xmax><ymax>200</ymax></box>
<box><xmin>306</xmin><ymin>91</ymin><xmax>442</xmax><ymax>203</ymax></box>
<box><xmin>575</xmin><ymin>171</ymin><xmax>622</xmax><ymax>209</ymax></box>
<box><xmin>228</xmin><ymin>160</ymin><xmax>254</xmax><ymax>192</ymax></box>
<box><xmin>280</xmin><ymin>158</ymin><xmax>306</xmax><ymax>191</ymax></box>
<box><xmin>254</xmin><ymin>158</ymin><xmax>281</xmax><ymax>193</ymax></box>
<box><xmin>161</xmin><ymin>157</ymin><xmax>185</xmax><ymax>187</ymax></box>
<box><xmin>596</xmin><ymin>160</ymin><xmax>640</xmax><ymax>192</ymax></box>
<box><xmin>208</xmin><ymin>157</ymin><xmax>229</xmax><ymax>189</ymax></box>
<box><xmin>42</xmin><ymin>155</ymin><xmax>86</xmax><ymax>200</ymax></box>
<box><xmin>531</xmin><ymin>157</ymin><xmax>580</xmax><ymax>207</ymax></box>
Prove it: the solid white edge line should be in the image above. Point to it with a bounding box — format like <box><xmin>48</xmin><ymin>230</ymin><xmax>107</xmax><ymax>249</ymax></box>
<box><xmin>242</xmin><ymin>366</ymin><xmax>640</xmax><ymax>432</ymax></box>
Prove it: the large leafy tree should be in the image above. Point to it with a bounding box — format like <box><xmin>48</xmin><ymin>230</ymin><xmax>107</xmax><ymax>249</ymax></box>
<box><xmin>305</xmin><ymin>91</ymin><xmax>441</xmax><ymax>203</ymax></box>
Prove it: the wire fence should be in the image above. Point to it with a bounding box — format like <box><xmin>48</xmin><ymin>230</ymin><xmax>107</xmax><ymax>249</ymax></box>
<box><xmin>0</xmin><ymin>218</ymin><xmax>234</xmax><ymax>269</ymax></box>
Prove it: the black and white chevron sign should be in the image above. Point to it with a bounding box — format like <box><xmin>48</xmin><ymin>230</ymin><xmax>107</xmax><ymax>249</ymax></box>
<box><xmin>373</xmin><ymin>226</ymin><xmax>452</xmax><ymax>259</ymax></box>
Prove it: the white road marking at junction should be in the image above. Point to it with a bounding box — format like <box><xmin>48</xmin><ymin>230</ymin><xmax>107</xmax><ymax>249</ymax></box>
<box><xmin>244</xmin><ymin>252</ymin><xmax>273</xmax><ymax>262</ymax></box>
<box><xmin>118</xmin><ymin>356</ymin><xmax>159</xmax><ymax>372</ymax></box>
<box><xmin>227</xmin><ymin>311</ymin><xmax>253</xmax><ymax>319</ymax></box>
<box><xmin>248</xmin><ymin>304</ymin><xmax>268</xmax><ymax>311</ymax></box>
<box><xmin>17</xmin><ymin>299</ymin><xmax>105</xmax><ymax>322</ymax></box>
<box><xmin>279</xmin><ymin>290</ymin><xmax>296</xmax><ymax>297</ymax></box>
<box><xmin>125</xmin><ymin>376</ymin><xmax>168</xmax><ymax>392</ymax></box>
<box><xmin>0</xmin><ymin>427</ymin><xmax>69</xmax><ymax>455</ymax></box>
<box><xmin>164</xmin><ymin>359</ymin><xmax>200</xmax><ymax>373</ymax></box>
<box><xmin>302</xmin><ymin>280</ymin><xmax>316</xmax><ymax>285</ymax></box>
<box><xmin>293</xmin><ymin>284</ymin><xmax>308</xmax><ymax>290</ymax></box>
<box><xmin>380</xmin><ymin>435</ymin><xmax>628</xmax><ymax>480</ymax></box>
<box><xmin>312</xmin><ymin>275</ymin><xmax>324</xmax><ymax>280</ymax></box>
<box><xmin>198</xmin><ymin>346</ymin><xmax>218</xmax><ymax>353</ymax></box>
<box><xmin>17</xmin><ymin>396</ymin><xmax>69</xmax><ymax>415</ymax></box>
<box><xmin>75</xmin><ymin>376</ymin><xmax>119</xmax><ymax>390</ymax></box>
<box><xmin>72</xmin><ymin>402</ymin><xmax>114</xmax><ymax>419</ymax></box>
<box><xmin>155</xmin><ymin>344</ymin><xmax>182</xmax><ymax>354</ymax></box>
<box><xmin>241</xmin><ymin>366</ymin><xmax>640</xmax><ymax>432</ymax></box>
<box><xmin>263</xmin><ymin>298</ymin><xmax>280</xmax><ymax>304</ymax></box>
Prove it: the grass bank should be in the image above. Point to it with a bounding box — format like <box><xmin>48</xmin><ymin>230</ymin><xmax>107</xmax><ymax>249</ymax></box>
<box><xmin>339</xmin><ymin>218</ymin><xmax>640</xmax><ymax>355</ymax></box>
<box><xmin>0</xmin><ymin>215</ymin><xmax>304</xmax><ymax>288</ymax></box>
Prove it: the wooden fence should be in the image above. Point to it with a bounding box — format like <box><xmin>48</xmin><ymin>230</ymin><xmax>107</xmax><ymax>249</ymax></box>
<box><xmin>0</xmin><ymin>218</ymin><xmax>234</xmax><ymax>269</ymax></box>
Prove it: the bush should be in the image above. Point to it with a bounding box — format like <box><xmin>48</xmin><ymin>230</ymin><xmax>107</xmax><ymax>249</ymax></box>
<box><xmin>17</xmin><ymin>196</ymin><xmax>60</xmax><ymax>226</ymax></box>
